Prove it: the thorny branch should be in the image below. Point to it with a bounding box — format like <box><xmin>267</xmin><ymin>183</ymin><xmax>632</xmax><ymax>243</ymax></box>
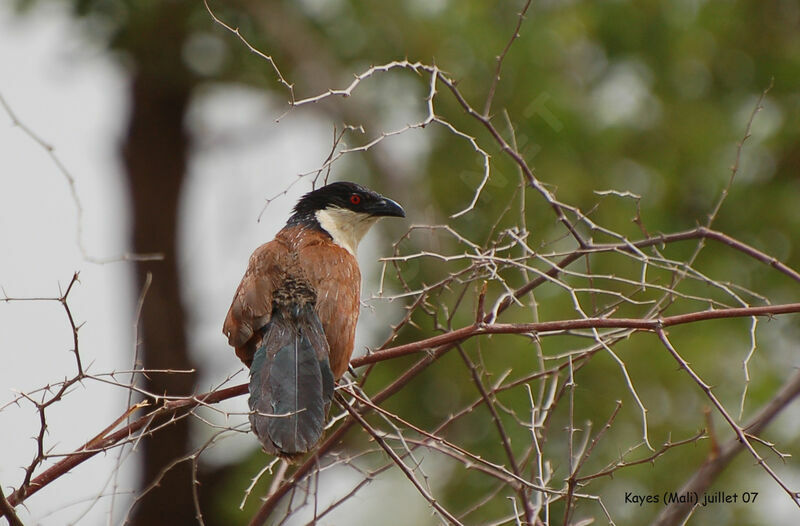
<box><xmin>483</xmin><ymin>0</ymin><xmax>534</xmax><ymax>117</ymax></box>
<box><xmin>337</xmin><ymin>393</ymin><xmax>465</xmax><ymax>526</ymax></box>
<box><xmin>4</xmin><ymin>293</ymin><xmax>799</xmax><ymax>521</ymax></box>
<box><xmin>654</xmin><ymin>369</ymin><xmax>800</xmax><ymax>526</ymax></box>
<box><xmin>656</xmin><ymin>328</ymin><xmax>800</xmax><ymax>507</ymax></box>
<box><xmin>0</xmin><ymin>92</ymin><xmax>162</xmax><ymax>264</ymax></box>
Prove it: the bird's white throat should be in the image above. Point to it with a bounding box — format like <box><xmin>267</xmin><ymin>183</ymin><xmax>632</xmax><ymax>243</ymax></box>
<box><xmin>315</xmin><ymin>207</ymin><xmax>381</xmax><ymax>255</ymax></box>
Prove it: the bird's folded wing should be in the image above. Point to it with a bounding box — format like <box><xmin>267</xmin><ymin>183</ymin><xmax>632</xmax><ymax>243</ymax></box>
<box><xmin>223</xmin><ymin>239</ymin><xmax>289</xmax><ymax>366</ymax></box>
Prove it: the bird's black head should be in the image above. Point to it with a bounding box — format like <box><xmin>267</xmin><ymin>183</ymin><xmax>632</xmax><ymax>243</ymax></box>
<box><xmin>289</xmin><ymin>181</ymin><xmax>405</xmax><ymax>225</ymax></box>
<box><xmin>286</xmin><ymin>181</ymin><xmax>405</xmax><ymax>254</ymax></box>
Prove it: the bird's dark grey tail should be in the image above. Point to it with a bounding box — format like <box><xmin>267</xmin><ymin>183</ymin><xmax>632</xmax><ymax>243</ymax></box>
<box><xmin>248</xmin><ymin>303</ymin><xmax>335</xmax><ymax>456</ymax></box>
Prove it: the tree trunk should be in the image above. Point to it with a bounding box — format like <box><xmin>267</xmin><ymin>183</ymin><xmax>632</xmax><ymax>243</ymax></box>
<box><xmin>123</xmin><ymin>69</ymin><xmax>197</xmax><ymax>526</ymax></box>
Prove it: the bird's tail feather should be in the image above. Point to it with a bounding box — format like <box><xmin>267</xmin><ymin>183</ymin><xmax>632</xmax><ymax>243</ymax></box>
<box><xmin>248</xmin><ymin>304</ymin><xmax>335</xmax><ymax>456</ymax></box>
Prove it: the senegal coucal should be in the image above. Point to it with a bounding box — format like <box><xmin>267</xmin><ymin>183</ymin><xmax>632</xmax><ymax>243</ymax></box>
<box><xmin>223</xmin><ymin>182</ymin><xmax>405</xmax><ymax>456</ymax></box>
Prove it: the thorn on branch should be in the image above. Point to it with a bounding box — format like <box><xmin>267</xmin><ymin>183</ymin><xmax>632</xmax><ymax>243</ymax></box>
<box><xmin>475</xmin><ymin>280</ymin><xmax>488</xmax><ymax>324</ymax></box>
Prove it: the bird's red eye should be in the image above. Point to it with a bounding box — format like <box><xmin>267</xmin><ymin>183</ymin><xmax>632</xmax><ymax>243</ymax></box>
<box><xmin>350</xmin><ymin>194</ymin><xmax>361</xmax><ymax>205</ymax></box>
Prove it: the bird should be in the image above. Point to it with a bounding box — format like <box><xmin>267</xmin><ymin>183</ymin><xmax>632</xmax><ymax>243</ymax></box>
<box><xmin>223</xmin><ymin>181</ymin><xmax>405</xmax><ymax>457</ymax></box>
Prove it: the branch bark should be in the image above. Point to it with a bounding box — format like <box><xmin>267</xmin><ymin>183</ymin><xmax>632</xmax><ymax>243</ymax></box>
<box><xmin>652</xmin><ymin>369</ymin><xmax>800</xmax><ymax>526</ymax></box>
<box><xmin>4</xmin><ymin>302</ymin><xmax>800</xmax><ymax>520</ymax></box>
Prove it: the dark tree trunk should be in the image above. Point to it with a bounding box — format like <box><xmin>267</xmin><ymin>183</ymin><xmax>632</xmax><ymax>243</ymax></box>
<box><xmin>123</xmin><ymin>68</ymin><xmax>197</xmax><ymax>526</ymax></box>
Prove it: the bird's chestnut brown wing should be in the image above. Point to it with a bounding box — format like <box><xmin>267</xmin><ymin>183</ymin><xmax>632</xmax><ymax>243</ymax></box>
<box><xmin>223</xmin><ymin>239</ymin><xmax>290</xmax><ymax>366</ymax></box>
